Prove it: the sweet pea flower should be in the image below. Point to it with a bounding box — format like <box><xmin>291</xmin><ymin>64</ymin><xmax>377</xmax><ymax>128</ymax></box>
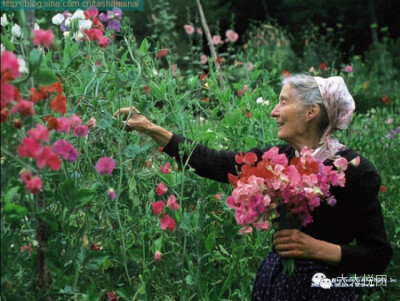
<box><xmin>12</xmin><ymin>24</ymin><xmax>21</xmax><ymax>37</ymax></box>
<box><xmin>56</xmin><ymin>117</ymin><xmax>71</xmax><ymax>134</ymax></box>
<box><xmin>17</xmin><ymin>56</ymin><xmax>29</xmax><ymax>74</ymax></box>
<box><xmin>350</xmin><ymin>156</ymin><xmax>360</xmax><ymax>167</ymax></box>
<box><xmin>167</xmin><ymin>195</ymin><xmax>179</xmax><ymax>210</ymax></box>
<box><xmin>247</xmin><ymin>62</ymin><xmax>254</xmax><ymax>71</ymax></box>
<box><xmin>344</xmin><ymin>65</ymin><xmax>353</xmax><ymax>72</ymax></box>
<box><xmin>334</xmin><ymin>157</ymin><xmax>348</xmax><ymax>172</ymax></box>
<box><xmin>87</xmin><ymin>117</ymin><xmax>96</xmax><ymax>128</ymax></box>
<box><xmin>386</xmin><ymin>118</ymin><xmax>393</xmax><ymax>124</ymax></box>
<box><xmin>225</xmin><ymin>29</ymin><xmax>239</xmax><ymax>43</ymax></box>
<box><xmin>99</xmin><ymin>8</ymin><xmax>123</xmax><ymax>32</ymax></box>
<box><xmin>200</xmin><ymin>54</ymin><xmax>208</xmax><ymax>65</ymax></box>
<box><xmin>157</xmin><ymin>48</ymin><xmax>168</xmax><ymax>58</ymax></box>
<box><xmin>309</xmin><ymin>66</ymin><xmax>315</xmax><ymax>73</ymax></box>
<box><xmin>184</xmin><ymin>24</ymin><xmax>195</xmax><ymax>34</ymax></box>
<box><xmin>159</xmin><ymin>162</ymin><xmax>171</xmax><ymax>174</ymax></box>
<box><xmin>2</xmin><ymin>51</ymin><xmax>20</xmax><ymax>79</ymax></box>
<box><xmin>159</xmin><ymin>214</ymin><xmax>176</xmax><ymax>231</ymax></box>
<box><xmin>154</xmin><ymin>251</ymin><xmax>162</xmax><ymax>261</ymax></box>
<box><xmin>239</xmin><ymin>226</ymin><xmax>253</xmax><ymax>235</ymax></box>
<box><xmin>107</xmin><ymin>188</ymin><xmax>116</xmax><ymax>200</ymax></box>
<box><xmin>95</xmin><ymin>157</ymin><xmax>115</xmax><ymax>174</ymax></box>
<box><xmin>151</xmin><ymin>201</ymin><xmax>164</xmax><ymax>215</ymax></box>
<box><xmin>53</xmin><ymin>139</ymin><xmax>79</xmax><ymax>162</ymax></box>
<box><xmin>25</xmin><ymin>177</ymin><xmax>42</xmax><ymax>194</ymax></box>
<box><xmin>212</xmin><ymin>35</ymin><xmax>223</xmax><ymax>45</ymax></box>
<box><xmin>73</xmin><ymin>125</ymin><xmax>89</xmax><ymax>137</ymax></box>
<box><xmin>196</xmin><ymin>27</ymin><xmax>203</xmax><ymax>35</ymax></box>
<box><xmin>11</xmin><ymin>99</ymin><xmax>34</xmax><ymax>117</ymax></box>
<box><xmin>27</xmin><ymin>123</ymin><xmax>49</xmax><ymax>142</ymax></box>
<box><xmin>19</xmin><ymin>170</ymin><xmax>33</xmax><ymax>183</ymax></box>
<box><xmin>1</xmin><ymin>13</ymin><xmax>8</xmax><ymax>26</ymax></box>
<box><xmin>32</xmin><ymin>29</ymin><xmax>55</xmax><ymax>47</ymax></box>
<box><xmin>155</xmin><ymin>183</ymin><xmax>167</xmax><ymax>196</ymax></box>
<box><xmin>107</xmin><ymin>292</ymin><xmax>118</xmax><ymax>301</ymax></box>
<box><xmin>52</xmin><ymin>13</ymin><xmax>65</xmax><ymax>25</ymax></box>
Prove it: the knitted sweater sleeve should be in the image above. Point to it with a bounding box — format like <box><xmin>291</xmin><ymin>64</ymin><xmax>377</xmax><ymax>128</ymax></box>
<box><xmin>335</xmin><ymin>159</ymin><xmax>393</xmax><ymax>274</ymax></box>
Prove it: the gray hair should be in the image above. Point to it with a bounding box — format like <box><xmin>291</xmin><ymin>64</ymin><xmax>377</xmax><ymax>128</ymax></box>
<box><xmin>282</xmin><ymin>74</ymin><xmax>329</xmax><ymax>137</ymax></box>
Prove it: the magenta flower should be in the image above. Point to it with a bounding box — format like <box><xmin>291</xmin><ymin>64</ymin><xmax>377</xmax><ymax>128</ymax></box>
<box><xmin>167</xmin><ymin>195</ymin><xmax>179</xmax><ymax>210</ymax></box>
<box><xmin>151</xmin><ymin>201</ymin><xmax>164</xmax><ymax>215</ymax></box>
<box><xmin>344</xmin><ymin>65</ymin><xmax>353</xmax><ymax>73</ymax></box>
<box><xmin>73</xmin><ymin>125</ymin><xmax>89</xmax><ymax>137</ymax></box>
<box><xmin>107</xmin><ymin>188</ymin><xmax>116</xmax><ymax>200</ymax></box>
<box><xmin>56</xmin><ymin>117</ymin><xmax>71</xmax><ymax>134</ymax></box>
<box><xmin>154</xmin><ymin>251</ymin><xmax>162</xmax><ymax>261</ymax></box>
<box><xmin>32</xmin><ymin>29</ymin><xmax>55</xmax><ymax>48</ymax></box>
<box><xmin>155</xmin><ymin>183</ymin><xmax>167</xmax><ymax>196</ymax></box>
<box><xmin>95</xmin><ymin>157</ymin><xmax>115</xmax><ymax>174</ymax></box>
<box><xmin>159</xmin><ymin>214</ymin><xmax>176</xmax><ymax>231</ymax></box>
<box><xmin>27</xmin><ymin>123</ymin><xmax>49</xmax><ymax>142</ymax></box>
<box><xmin>69</xmin><ymin>114</ymin><xmax>82</xmax><ymax>128</ymax></box>
<box><xmin>52</xmin><ymin>139</ymin><xmax>78</xmax><ymax>162</ymax></box>
<box><xmin>1</xmin><ymin>51</ymin><xmax>20</xmax><ymax>79</ymax></box>
<box><xmin>159</xmin><ymin>162</ymin><xmax>171</xmax><ymax>174</ymax></box>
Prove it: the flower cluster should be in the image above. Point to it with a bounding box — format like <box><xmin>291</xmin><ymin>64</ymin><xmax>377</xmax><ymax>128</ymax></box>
<box><xmin>226</xmin><ymin>146</ymin><xmax>360</xmax><ymax>234</ymax></box>
<box><xmin>30</xmin><ymin>81</ymin><xmax>67</xmax><ymax>115</ymax></box>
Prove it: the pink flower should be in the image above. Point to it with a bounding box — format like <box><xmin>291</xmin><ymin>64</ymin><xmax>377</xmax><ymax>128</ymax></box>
<box><xmin>32</xmin><ymin>29</ymin><xmax>55</xmax><ymax>47</ymax></box>
<box><xmin>239</xmin><ymin>226</ymin><xmax>253</xmax><ymax>235</ymax></box>
<box><xmin>27</xmin><ymin>123</ymin><xmax>49</xmax><ymax>142</ymax></box>
<box><xmin>1</xmin><ymin>51</ymin><xmax>20</xmax><ymax>79</ymax></box>
<box><xmin>95</xmin><ymin>157</ymin><xmax>115</xmax><ymax>174</ymax></box>
<box><xmin>184</xmin><ymin>24</ymin><xmax>195</xmax><ymax>34</ymax></box>
<box><xmin>56</xmin><ymin>117</ymin><xmax>71</xmax><ymax>134</ymax></box>
<box><xmin>212</xmin><ymin>35</ymin><xmax>222</xmax><ymax>45</ymax></box>
<box><xmin>53</xmin><ymin>139</ymin><xmax>78</xmax><ymax>162</ymax></box>
<box><xmin>225</xmin><ymin>29</ymin><xmax>239</xmax><ymax>42</ymax></box>
<box><xmin>309</xmin><ymin>66</ymin><xmax>315</xmax><ymax>73</ymax></box>
<box><xmin>87</xmin><ymin>117</ymin><xmax>96</xmax><ymax>128</ymax></box>
<box><xmin>97</xmin><ymin>37</ymin><xmax>110</xmax><ymax>48</ymax></box>
<box><xmin>344</xmin><ymin>65</ymin><xmax>353</xmax><ymax>73</ymax></box>
<box><xmin>151</xmin><ymin>201</ymin><xmax>164</xmax><ymax>215</ymax></box>
<box><xmin>200</xmin><ymin>54</ymin><xmax>208</xmax><ymax>65</ymax></box>
<box><xmin>73</xmin><ymin>125</ymin><xmax>89</xmax><ymax>137</ymax></box>
<box><xmin>1</xmin><ymin>82</ymin><xmax>15</xmax><ymax>105</ymax></box>
<box><xmin>154</xmin><ymin>251</ymin><xmax>162</xmax><ymax>261</ymax></box>
<box><xmin>171</xmin><ymin>64</ymin><xmax>178</xmax><ymax>77</ymax></box>
<box><xmin>155</xmin><ymin>183</ymin><xmax>167</xmax><ymax>196</ymax></box>
<box><xmin>350</xmin><ymin>156</ymin><xmax>360</xmax><ymax>167</ymax></box>
<box><xmin>17</xmin><ymin>137</ymin><xmax>42</xmax><ymax>158</ymax></box>
<box><xmin>36</xmin><ymin>146</ymin><xmax>61</xmax><ymax>170</ymax></box>
<box><xmin>159</xmin><ymin>214</ymin><xmax>176</xmax><ymax>231</ymax></box>
<box><xmin>19</xmin><ymin>171</ymin><xmax>33</xmax><ymax>183</ymax></box>
<box><xmin>25</xmin><ymin>176</ymin><xmax>42</xmax><ymax>194</ymax></box>
<box><xmin>333</xmin><ymin>157</ymin><xmax>348</xmax><ymax>172</ymax></box>
<box><xmin>386</xmin><ymin>118</ymin><xmax>393</xmax><ymax>124</ymax></box>
<box><xmin>69</xmin><ymin>114</ymin><xmax>82</xmax><ymax>128</ymax></box>
<box><xmin>159</xmin><ymin>162</ymin><xmax>171</xmax><ymax>174</ymax></box>
<box><xmin>157</xmin><ymin>48</ymin><xmax>168</xmax><ymax>58</ymax></box>
<box><xmin>107</xmin><ymin>188</ymin><xmax>116</xmax><ymax>200</ymax></box>
<box><xmin>106</xmin><ymin>291</ymin><xmax>118</xmax><ymax>301</ymax></box>
<box><xmin>10</xmin><ymin>99</ymin><xmax>34</xmax><ymax>117</ymax></box>
<box><xmin>84</xmin><ymin>28</ymin><xmax>103</xmax><ymax>41</ymax></box>
<box><xmin>167</xmin><ymin>195</ymin><xmax>179</xmax><ymax>210</ymax></box>
<box><xmin>247</xmin><ymin>62</ymin><xmax>254</xmax><ymax>71</ymax></box>
<box><xmin>84</xmin><ymin>6</ymin><xmax>98</xmax><ymax>19</ymax></box>
<box><xmin>196</xmin><ymin>27</ymin><xmax>203</xmax><ymax>35</ymax></box>
<box><xmin>253</xmin><ymin>220</ymin><xmax>269</xmax><ymax>231</ymax></box>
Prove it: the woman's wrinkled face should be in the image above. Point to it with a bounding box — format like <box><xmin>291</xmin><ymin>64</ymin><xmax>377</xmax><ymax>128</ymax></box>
<box><xmin>270</xmin><ymin>84</ymin><xmax>307</xmax><ymax>144</ymax></box>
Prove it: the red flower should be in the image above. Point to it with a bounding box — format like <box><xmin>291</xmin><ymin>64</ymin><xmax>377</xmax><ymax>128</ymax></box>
<box><xmin>155</xmin><ymin>183</ymin><xmax>167</xmax><ymax>196</ymax></box>
<box><xmin>143</xmin><ymin>86</ymin><xmax>150</xmax><ymax>94</ymax></box>
<box><xmin>380</xmin><ymin>185</ymin><xmax>387</xmax><ymax>193</ymax></box>
<box><xmin>245</xmin><ymin>111</ymin><xmax>251</xmax><ymax>118</ymax></box>
<box><xmin>49</xmin><ymin>94</ymin><xmax>67</xmax><ymax>115</ymax></box>
<box><xmin>159</xmin><ymin>214</ymin><xmax>176</xmax><ymax>231</ymax></box>
<box><xmin>157</xmin><ymin>47</ymin><xmax>168</xmax><ymax>58</ymax></box>
<box><xmin>25</xmin><ymin>176</ymin><xmax>42</xmax><ymax>194</ymax></box>
<box><xmin>90</xmin><ymin>243</ymin><xmax>103</xmax><ymax>251</ymax></box>
<box><xmin>20</xmin><ymin>244</ymin><xmax>33</xmax><ymax>255</ymax></box>
<box><xmin>199</xmin><ymin>73</ymin><xmax>206</xmax><ymax>81</ymax></box>
<box><xmin>11</xmin><ymin>99</ymin><xmax>34</xmax><ymax>117</ymax></box>
<box><xmin>202</xmin><ymin>97</ymin><xmax>209</xmax><ymax>102</ymax></box>
<box><xmin>151</xmin><ymin>201</ymin><xmax>164</xmax><ymax>215</ymax></box>
<box><xmin>1</xmin><ymin>108</ymin><xmax>9</xmax><ymax>123</ymax></box>
<box><xmin>154</xmin><ymin>251</ymin><xmax>162</xmax><ymax>261</ymax></box>
<box><xmin>281</xmin><ymin>70</ymin><xmax>291</xmax><ymax>77</ymax></box>
<box><xmin>159</xmin><ymin>162</ymin><xmax>171</xmax><ymax>174</ymax></box>
<box><xmin>19</xmin><ymin>171</ymin><xmax>33</xmax><ymax>183</ymax></box>
<box><xmin>97</xmin><ymin>37</ymin><xmax>110</xmax><ymax>48</ymax></box>
<box><xmin>107</xmin><ymin>291</ymin><xmax>118</xmax><ymax>301</ymax></box>
<box><xmin>237</xmin><ymin>90</ymin><xmax>243</xmax><ymax>96</ymax></box>
<box><xmin>47</xmin><ymin>117</ymin><xmax>59</xmax><ymax>130</ymax></box>
<box><xmin>216</xmin><ymin>56</ymin><xmax>222</xmax><ymax>64</ymax></box>
<box><xmin>32</xmin><ymin>29</ymin><xmax>55</xmax><ymax>48</ymax></box>
<box><xmin>47</xmin><ymin>81</ymin><xmax>63</xmax><ymax>94</ymax></box>
<box><xmin>214</xmin><ymin>193</ymin><xmax>221</xmax><ymax>201</ymax></box>
<box><xmin>84</xmin><ymin>28</ymin><xmax>103</xmax><ymax>41</ymax></box>
<box><xmin>381</xmin><ymin>95</ymin><xmax>390</xmax><ymax>104</ymax></box>
<box><xmin>318</xmin><ymin>63</ymin><xmax>327</xmax><ymax>70</ymax></box>
<box><xmin>235</xmin><ymin>152</ymin><xmax>258</xmax><ymax>165</ymax></box>
<box><xmin>157</xmin><ymin>146</ymin><xmax>163</xmax><ymax>152</ymax></box>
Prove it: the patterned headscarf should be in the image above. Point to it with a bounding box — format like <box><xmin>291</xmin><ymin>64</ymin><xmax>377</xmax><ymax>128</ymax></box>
<box><xmin>313</xmin><ymin>76</ymin><xmax>355</xmax><ymax>161</ymax></box>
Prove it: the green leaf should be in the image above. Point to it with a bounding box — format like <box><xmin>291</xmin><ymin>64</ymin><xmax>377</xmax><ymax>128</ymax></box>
<box><xmin>38</xmin><ymin>211</ymin><xmax>59</xmax><ymax>232</ymax></box>
<box><xmin>125</xmin><ymin>144</ymin><xmax>149</xmax><ymax>158</ymax></box>
<box><xmin>29</xmin><ymin>49</ymin><xmax>42</xmax><ymax>75</ymax></box>
<box><xmin>152</xmin><ymin>236</ymin><xmax>163</xmax><ymax>252</ymax></box>
<box><xmin>97</xmin><ymin>119</ymin><xmax>111</xmax><ymax>129</ymax></box>
<box><xmin>83</xmin><ymin>252</ymin><xmax>108</xmax><ymax>271</ymax></box>
<box><xmin>2</xmin><ymin>186</ymin><xmax>20</xmax><ymax>203</ymax></box>
<box><xmin>205</xmin><ymin>231</ymin><xmax>216</xmax><ymax>252</ymax></box>
<box><xmin>1</xmin><ymin>34</ymin><xmax>16</xmax><ymax>51</ymax></box>
<box><xmin>139</xmin><ymin>38</ymin><xmax>149</xmax><ymax>55</ymax></box>
<box><xmin>71</xmin><ymin>189</ymin><xmax>95</xmax><ymax>207</ymax></box>
<box><xmin>224</xmin><ymin>109</ymin><xmax>242</xmax><ymax>126</ymax></box>
<box><xmin>37</xmin><ymin>69</ymin><xmax>58</xmax><ymax>85</ymax></box>
<box><xmin>4</xmin><ymin>202</ymin><xmax>27</xmax><ymax>223</ymax></box>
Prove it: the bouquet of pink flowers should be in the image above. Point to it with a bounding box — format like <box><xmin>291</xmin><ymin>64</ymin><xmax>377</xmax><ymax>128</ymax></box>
<box><xmin>226</xmin><ymin>146</ymin><xmax>359</xmax><ymax>274</ymax></box>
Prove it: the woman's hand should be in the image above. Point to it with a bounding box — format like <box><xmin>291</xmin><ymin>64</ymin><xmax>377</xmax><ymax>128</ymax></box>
<box><xmin>113</xmin><ymin>107</ymin><xmax>173</xmax><ymax>147</ymax></box>
<box><xmin>273</xmin><ymin>229</ymin><xmax>342</xmax><ymax>265</ymax></box>
<box><xmin>113</xmin><ymin>107</ymin><xmax>152</xmax><ymax>133</ymax></box>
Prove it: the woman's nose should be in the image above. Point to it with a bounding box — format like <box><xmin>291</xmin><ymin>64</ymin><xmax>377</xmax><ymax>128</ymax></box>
<box><xmin>270</xmin><ymin>104</ymin><xmax>279</xmax><ymax>118</ymax></box>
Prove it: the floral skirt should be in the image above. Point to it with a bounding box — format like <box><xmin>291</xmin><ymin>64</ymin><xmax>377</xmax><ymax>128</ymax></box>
<box><xmin>251</xmin><ymin>252</ymin><xmax>356</xmax><ymax>301</ymax></box>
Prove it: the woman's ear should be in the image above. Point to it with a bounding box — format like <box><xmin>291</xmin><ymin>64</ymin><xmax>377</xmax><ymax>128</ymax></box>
<box><xmin>306</xmin><ymin>104</ymin><xmax>320</xmax><ymax>121</ymax></box>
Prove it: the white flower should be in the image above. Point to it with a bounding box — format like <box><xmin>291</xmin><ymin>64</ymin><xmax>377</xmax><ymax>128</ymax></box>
<box><xmin>152</xmin><ymin>68</ymin><xmax>158</xmax><ymax>75</ymax></box>
<box><xmin>1</xmin><ymin>13</ymin><xmax>8</xmax><ymax>27</ymax></box>
<box><xmin>263</xmin><ymin>100</ymin><xmax>270</xmax><ymax>106</ymax></box>
<box><xmin>12</xmin><ymin>24</ymin><xmax>21</xmax><ymax>37</ymax></box>
<box><xmin>71</xmin><ymin>9</ymin><xmax>85</xmax><ymax>20</ymax></box>
<box><xmin>73</xmin><ymin>31</ymin><xmax>84</xmax><ymax>41</ymax></box>
<box><xmin>79</xmin><ymin>19</ymin><xmax>92</xmax><ymax>30</ymax></box>
<box><xmin>17</xmin><ymin>56</ymin><xmax>29</xmax><ymax>74</ymax></box>
<box><xmin>64</xmin><ymin>17</ymin><xmax>71</xmax><ymax>28</ymax></box>
<box><xmin>52</xmin><ymin>13</ymin><xmax>65</xmax><ymax>25</ymax></box>
<box><xmin>63</xmin><ymin>31</ymin><xmax>70</xmax><ymax>38</ymax></box>
<box><xmin>34</xmin><ymin>23</ymin><xmax>40</xmax><ymax>30</ymax></box>
<box><xmin>256</xmin><ymin>97</ymin><xmax>264</xmax><ymax>104</ymax></box>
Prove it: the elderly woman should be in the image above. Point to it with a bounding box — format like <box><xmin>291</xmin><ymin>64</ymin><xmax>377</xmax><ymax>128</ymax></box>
<box><xmin>114</xmin><ymin>74</ymin><xmax>392</xmax><ymax>300</ymax></box>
